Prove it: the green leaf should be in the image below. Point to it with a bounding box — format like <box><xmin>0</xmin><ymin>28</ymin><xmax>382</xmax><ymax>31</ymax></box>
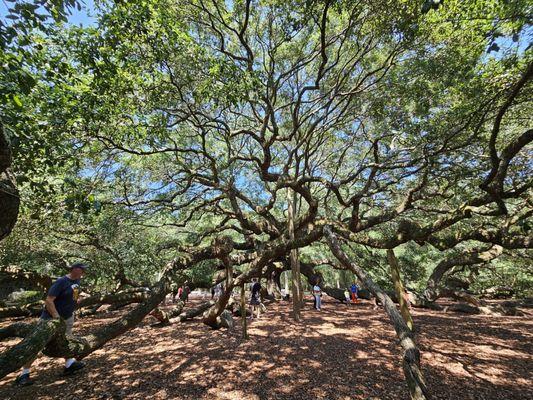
<box><xmin>12</xmin><ymin>94</ymin><xmax>23</xmax><ymax>107</ymax></box>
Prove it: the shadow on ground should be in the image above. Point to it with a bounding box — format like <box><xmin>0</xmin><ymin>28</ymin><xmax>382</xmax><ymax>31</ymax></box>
<box><xmin>0</xmin><ymin>297</ymin><xmax>531</xmax><ymax>399</ymax></box>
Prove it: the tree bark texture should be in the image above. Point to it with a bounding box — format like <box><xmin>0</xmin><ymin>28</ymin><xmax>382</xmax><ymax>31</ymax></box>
<box><xmin>387</xmin><ymin>249</ymin><xmax>414</xmax><ymax>330</ymax></box>
<box><xmin>325</xmin><ymin>226</ymin><xmax>430</xmax><ymax>400</ymax></box>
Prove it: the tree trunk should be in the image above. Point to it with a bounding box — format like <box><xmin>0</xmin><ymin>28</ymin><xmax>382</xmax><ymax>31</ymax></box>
<box><xmin>240</xmin><ymin>283</ymin><xmax>248</xmax><ymax>339</ymax></box>
<box><xmin>287</xmin><ymin>188</ymin><xmax>303</xmax><ymax>320</ymax></box>
<box><xmin>325</xmin><ymin>226</ymin><xmax>429</xmax><ymax>400</ymax></box>
<box><xmin>203</xmin><ymin>259</ymin><xmax>234</xmax><ymax>329</ymax></box>
<box><xmin>0</xmin><ymin>121</ymin><xmax>19</xmax><ymax>242</ymax></box>
<box><xmin>0</xmin><ymin>321</ymin><xmax>37</xmax><ymax>340</ymax></box>
<box><xmin>266</xmin><ymin>267</ymin><xmax>282</xmax><ymax>300</ymax></box>
<box><xmin>387</xmin><ymin>249</ymin><xmax>414</xmax><ymax>330</ymax></box>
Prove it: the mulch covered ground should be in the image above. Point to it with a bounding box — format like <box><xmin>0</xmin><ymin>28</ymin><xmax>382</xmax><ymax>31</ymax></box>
<box><xmin>0</xmin><ymin>296</ymin><xmax>532</xmax><ymax>400</ymax></box>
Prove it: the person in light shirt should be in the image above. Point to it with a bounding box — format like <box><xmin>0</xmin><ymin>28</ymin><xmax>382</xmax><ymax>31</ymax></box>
<box><xmin>313</xmin><ymin>282</ymin><xmax>322</xmax><ymax>311</ymax></box>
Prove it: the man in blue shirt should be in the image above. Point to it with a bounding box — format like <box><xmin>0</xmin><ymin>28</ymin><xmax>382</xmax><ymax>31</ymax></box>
<box><xmin>15</xmin><ymin>262</ymin><xmax>88</xmax><ymax>386</ymax></box>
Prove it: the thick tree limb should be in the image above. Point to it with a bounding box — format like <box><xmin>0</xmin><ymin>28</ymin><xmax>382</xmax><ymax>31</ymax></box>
<box><xmin>324</xmin><ymin>226</ymin><xmax>429</xmax><ymax>400</ymax></box>
<box><xmin>78</xmin><ymin>289</ymin><xmax>150</xmax><ymax>309</ymax></box>
<box><xmin>0</xmin><ymin>319</ymin><xmax>61</xmax><ymax>379</ymax></box>
<box><xmin>0</xmin><ymin>321</ymin><xmax>36</xmax><ymax>340</ymax></box>
<box><xmin>424</xmin><ymin>245</ymin><xmax>503</xmax><ymax>301</ymax></box>
<box><xmin>150</xmin><ymin>300</ymin><xmax>185</xmax><ymax>325</ymax></box>
<box><xmin>0</xmin><ymin>302</ymin><xmax>43</xmax><ymax>319</ymax></box>
<box><xmin>0</xmin><ymin>266</ymin><xmax>52</xmax><ymax>294</ymax></box>
<box><xmin>176</xmin><ymin>300</ymin><xmax>215</xmax><ymax>322</ymax></box>
<box><xmin>388</xmin><ymin>249</ymin><xmax>414</xmax><ymax>330</ymax></box>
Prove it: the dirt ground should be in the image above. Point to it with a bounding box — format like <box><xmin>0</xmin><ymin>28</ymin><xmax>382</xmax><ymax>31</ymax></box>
<box><xmin>0</xmin><ymin>296</ymin><xmax>532</xmax><ymax>400</ymax></box>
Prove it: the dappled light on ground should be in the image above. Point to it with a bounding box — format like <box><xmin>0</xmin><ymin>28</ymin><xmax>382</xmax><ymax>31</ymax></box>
<box><xmin>0</xmin><ymin>297</ymin><xmax>531</xmax><ymax>399</ymax></box>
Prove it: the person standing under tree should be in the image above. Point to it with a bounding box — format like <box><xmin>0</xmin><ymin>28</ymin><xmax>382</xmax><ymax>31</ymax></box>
<box><xmin>249</xmin><ymin>278</ymin><xmax>262</xmax><ymax>319</ymax></box>
<box><xmin>313</xmin><ymin>282</ymin><xmax>322</xmax><ymax>311</ymax></box>
<box><xmin>214</xmin><ymin>282</ymin><xmax>223</xmax><ymax>299</ymax></box>
<box><xmin>15</xmin><ymin>262</ymin><xmax>88</xmax><ymax>386</ymax></box>
<box><xmin>170</xmin><ymin>283</ymin><xmax>180</xmax><ymax>303</ymax></box>
<box><xmin>344</xmin><ymin>288</ymin><xmax>350</xmax><ymax>303</ymax></box>
<box><xmin>350</xmin><ymin>282</ymin><xmax>359</xmax><ymax>304</ymax></box>
<box><xmin>181</xmin><ymin>281</ymin><xmax>190</xmax><ymax>303</ymax></box>
<box><xmin>175</xmin><ymin>286</ymin><xmax>183</xmax><ymax>303</ymax></box>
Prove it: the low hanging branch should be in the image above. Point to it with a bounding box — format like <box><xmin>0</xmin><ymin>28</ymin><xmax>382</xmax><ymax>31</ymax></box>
<box><xmin>324</xmin><ymin>226</ymin><xmax>430</xmax><ymax>400</ymax></box>
<box><xmin>0</xmin><ymin>289</ymin><xmax>153</xmax><ymax>319</ymax></box>
<box><xmin>0</xmin><ymin>302</ymin><xmax>43</xmax><ymax>319</ymax></box>
<box><xmin>0</xmin><ymin>281</ymin><xmax>167</xmax><ymax>379</ymax></box>
<box><xmin>0</xmin><ymin>318</ymin><xmax>62</xmax><ymax>379</ymax></box>
<box><xmin>42</xmin><ymin>284</ymin><xmax>167</xmax><ymax>360</ymax></box>
<box><xmin>0</xmin><ymin>321</ymin><xmax>36</xmax><ymax>340</ymax></box>
<box><xmin>77</xmin><ymin>288</ymin><xmax>151</xmax><ymax>309</ymax></box>
<box><xmin>176</xmin><ymin>300</ymin><xmax>215</xmax><ymax>322</ymax></box>
<box><xmin>424</xmin><ymin>245</ymin><xmax>503</xmax><ymax>302</ymax></box>
<box><xmin>0</xmin><ymin>266</ymin><xmax>52</xmax><ymax>293</ymax></box>
<box><xmin>150</xmin><ymin>300</ymin><xmax>185</xmax><ymax>325</ymax></box>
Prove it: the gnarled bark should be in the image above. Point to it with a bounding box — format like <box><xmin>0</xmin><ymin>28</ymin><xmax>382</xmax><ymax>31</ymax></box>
<box><xmin>78</xmin><ymin>288</ymin><xmax>150</xmax><ymax>308</ymax></box>
<box><xmin>325</xmin><ymin>226</ymin><xmax>430</xmax><ymax>400</ymax></box>
<box><xmin>0</xmin><ymin>318</ymin><xmax>62</xmax><ymax>379</ymax></box>
<box><xmin>0</xmin><ymin>302</ymin><xmax>43</xmax><ymax>319</ymax></box>
<box><xmin>203</xmin><ymin>278</ymin><xmax>233</xmax><ymax>329</ymax></box>
<box><xmin>0</xmin><ymin>321</ymin><xmax>36</xmax><ymax>340</ymax></box>
<box><xmin>150</xmin><ymin>300</ymin><xmax>185</xmax><ymax>325</ymax></box>
<box><xmin>177</xmin><ymin>300</ymin><xmax>215</xmax><ymax>322</ymax></box>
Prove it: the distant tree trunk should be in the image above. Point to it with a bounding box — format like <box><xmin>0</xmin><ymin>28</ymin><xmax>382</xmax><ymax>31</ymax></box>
<box><xmin>287</xmin><ymin>188</ymin><xmax>303</xmax><ymax>321</ymax></box>
<box><xmin>203</xmin><ymin>257</ymin><xmax>234</xmax><ymax>329</ymax></box>
<box><xmin>387</xmin><ymin>249</ymin><xmax>414</xmax><ymax>331</ymax></box>
<box><xmin>265</xmin><ymin>266</ymin><xmax>282</xmax><ymax>300</ymax></box>
<box><xmin>240</xmin><ymin>283</ymin><xmax>248</xmax><ymax>340</ymax></box>
<box><xmin>0</xmin><ymin>121</ymin><xmax>19</xmax><ymax>241</ymax></box>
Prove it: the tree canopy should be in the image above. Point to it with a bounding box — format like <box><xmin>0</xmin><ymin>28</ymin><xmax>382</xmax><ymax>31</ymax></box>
<box><xmin>0</xmin><ymin>1</ymin><xmax>531</xmax><ymax>398</ymax></box>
